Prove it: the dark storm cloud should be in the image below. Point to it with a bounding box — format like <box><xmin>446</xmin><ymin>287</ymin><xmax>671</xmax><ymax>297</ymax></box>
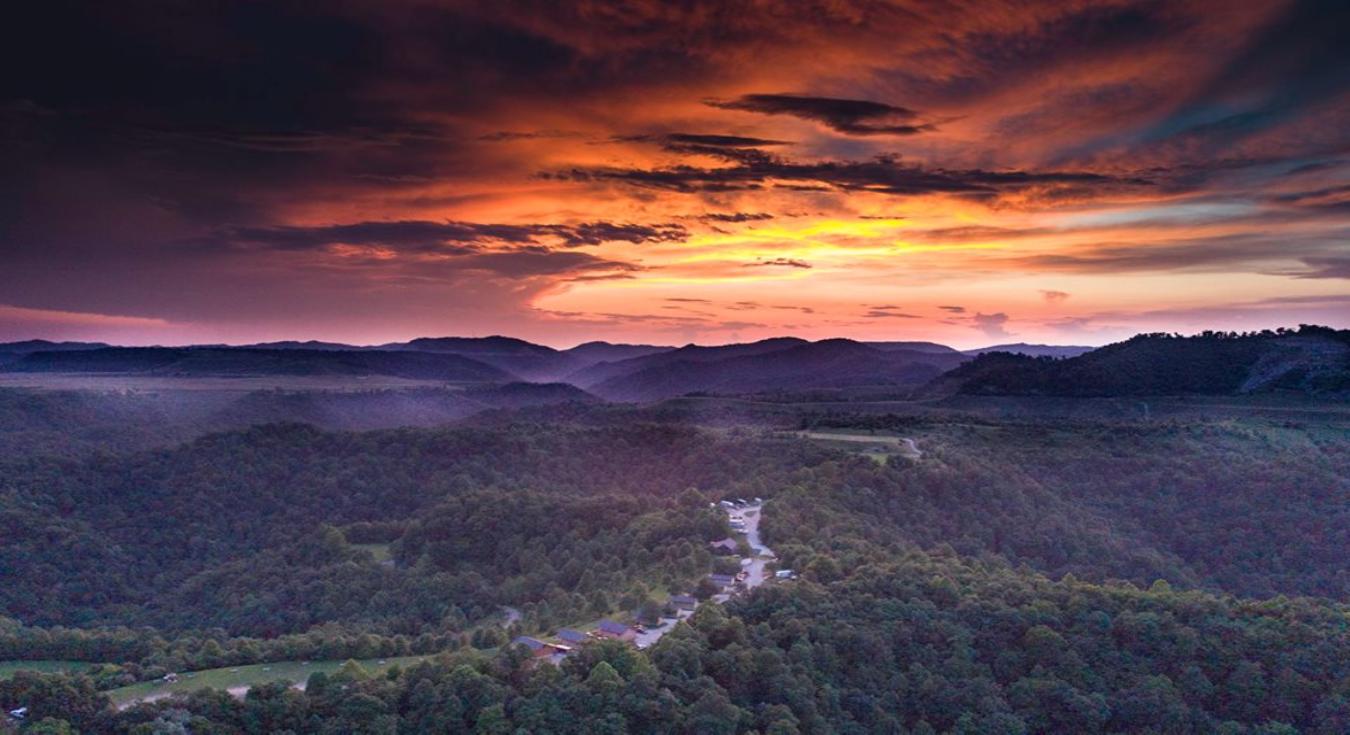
<box><xmin>1289</xmin><ymin>256</ymin><xmax>1350</xmax><ymax>279</ymax></box>
<box><xmin>307</xmin><ymin>244</ymin><xmax>643</xmax><ymax>281</ymax></box>
<box><xmin>915</xmin><ymin>225</ymin><xmax>1055</xmax><ymax>241</ymax></box>
<box><xmin>458</xmin><ymin>250</ymin><xmax>642</xmax><ymax>279</ymax></box>
<box><xmin>615</xmin><ymin>134</ymin><xmax>789</xmax><ymax>165</ymax></box>
<box><xmin>611</xmin><ymin>133</ymin><xmax>788</xmax><ymax>148</ymax></box>
<box><xmin>707</xmin><ymin>94</ymin><xmax>932</xmax><ymax>135</ymax></box>
<box><xmin>1132</xmin><ymin>0</ymin><xmax>1350</xmax><ymax>149</ymax></box>
<box><xmin>663</xmin><ymin>134</ymin><xmax>789</xmax><ymax>148</ymax></box>
<box><xmin>1003</xmin><ymin>231</ymin><xmax>1350</xmax><ymax>274</ymax></box>
<box><xmin>216</xmin><ymin>220</ymin><xmax>688</xmax><ymax>252</ymax></box>
<box><xmin>746</xmin><ymin>258</ymin><xmax>812</xmax><ymax>269</ymax></box>
<box><xmin>698</xmin><ymin>212</ymin><xmax>775</xmax><ymax>223</ymax></box>
<box><xmin>554</xmin><ymin>154</ymin><xmax>1148</xmax><ymax>198</ymax></box>
<box><xmin>1273</xmin><ymin>184</ymin><xmax>1350</xmax><ymax>213</ymax></box>
<box><xmin>478</xmin><ymin>130</ymin><xmax>577</xmax><ymax>142</ymax></box>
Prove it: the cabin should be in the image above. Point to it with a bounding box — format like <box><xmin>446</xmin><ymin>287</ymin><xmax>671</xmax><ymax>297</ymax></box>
<box><xmin>775</xmin><ymin>569</ymin><xmax>796</xmax><ymax>580</ymax></box>
<box><xmin>557</xmin><ymin>628</ymin><xmax>589</xmax><ymax>645</ymax></box>
<box><xmin>708</xmin><ymin>573</ymin><xmax>737</xmax><ymax>589</ymax></box>
<box><xmin>709</xmin><ymin>538</ymin><xmax>738</xmax><ymax>555</ymax></box>
<box><xmin>594</xmin><ymin>619</ymin><xmax>637</xmax><ymax>642</ymax></box>
<box><xmin>8</xmin><ymin>707</ymin><xmax>27</xmax><ymax>721</ymax></box>
<box><xmin>512</xmin><ymin>636</ymin><xmax>555</xmax><ymax>657</ymax></box>
<box><xmin>669</xmin><ymin>593</ymin><xmax>698</xmax><ymax>611</ymax></box>
<box><xmin>162</xmin><ymin>672</ymin><xmax>180</xmax><ymax>683</ymax></box>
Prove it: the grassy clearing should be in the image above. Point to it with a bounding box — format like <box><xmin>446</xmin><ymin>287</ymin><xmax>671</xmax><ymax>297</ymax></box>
<box><xmin>106</xmin><ymin>655</ymin><xmax>429</xmax><ymax>707</ymax></box>
<box><xmin>352</xmin><ymin>542</ymin><xmax>393</xmax><ymax>562</ymax></box>
<box><xmin>0</xmin><ymin>660</ymin><xmax>91</xmax><ymax>679</ymax></box>
<box><xmin>790</xmin><ymin>430</ymin><xmax>922</xmax><ymax>461</ymax></box>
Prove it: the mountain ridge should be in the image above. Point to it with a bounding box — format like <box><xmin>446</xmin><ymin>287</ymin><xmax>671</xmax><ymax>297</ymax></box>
<box><xmin>935</xmin><ymin>327</ymin><xmax>1350</xmax><ymax>398</ymax></box>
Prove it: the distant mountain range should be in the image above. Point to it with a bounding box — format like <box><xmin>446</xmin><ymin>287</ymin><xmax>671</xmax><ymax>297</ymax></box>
<box><xmin>0</xmin><ymin>339</ymin><xmax>109</xmax><ymax>365</ymax></box>
<box><xmin>4</xmin><ymin>328</ymin><xmax>1346</xmax><ymax>400</ymax></box>
<box><xmin>249</xmin><ymin>336</ymin><xmax>669</xmax><ymax>382</ymax></box>
<box><xmin>4</xmin><ymin>346</ymin><xmax>514</xmax><ymax>382</ymax></box>
<box><xmin>572</xmin><ymin>338</ymin><xmax>967</xmax><ymax>401</ymax></box>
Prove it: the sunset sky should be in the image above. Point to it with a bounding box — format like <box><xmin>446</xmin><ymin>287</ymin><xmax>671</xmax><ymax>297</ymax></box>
<box><xmin>3</xmin><ymin>0</ymin><xmax>1348</xmax><ymax>348</ymax></box>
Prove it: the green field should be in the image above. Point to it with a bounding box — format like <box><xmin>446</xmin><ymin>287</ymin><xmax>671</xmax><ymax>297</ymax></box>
<box><xmin>791</xmin><ymin>429</ymin><xmax>923</xmax><ymax>461</ymax></box>
<box><xmin>352</xmin><ymin>542</ymin><xmax>393</xmax><ymax>562</ymax></box>
<box><xmin>107</xmin><ymin>655</ymin><xmax>430</xmax><ymax>708</ymax></box>
<box><xmin>0</xmin><ymin>660</ymin><xmax>92</xmax><ymax>679</ymax></box>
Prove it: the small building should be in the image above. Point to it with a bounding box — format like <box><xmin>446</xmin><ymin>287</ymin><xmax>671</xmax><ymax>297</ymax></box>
<box><xmin>8</xmin><ymin>707</ymin><xmax>28</xmax><ymax>721</ymax></box>
<box><xmin>670</xmin><ymin>593</ymin><xmax>698</xmax><ymax>611</ymax></box>
<box><xmin>709</xmin><ymin>538</ymin><xmax>738</xmax><ymax>555</ymax></box>
<box><xmin>709</xmin><ymin>573</ymin><xmax>737</xmax><ymax>589</ymax></box>
<box><xmin>512</xmin><ymin>636</ymin><xmax>555</xmax><ymax>657</ymax></box>
<box><xmin>162</xmin><ymin>672</ymin><xmax>180</xmax><ymax>683</ymax></box>
<box><xmin>775</xmin><ymin>569</ymin><xmax>796</xmax><ymax>580</ymax></box>
<box><xmin>557</xmin><ymin>628</ymin><xmax>589</xmax><ymax>645</ymax></box>
<box><xmin>594</xmin><ymin>620</ymin><xmax>637</xmax><ymax>642</ymax></box>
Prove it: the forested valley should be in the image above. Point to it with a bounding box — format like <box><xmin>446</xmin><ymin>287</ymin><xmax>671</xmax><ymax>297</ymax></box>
<box><xmin>0</xmin><ymin>389</ymin><xmax>1347</xmax><ymax>733</ymax></box>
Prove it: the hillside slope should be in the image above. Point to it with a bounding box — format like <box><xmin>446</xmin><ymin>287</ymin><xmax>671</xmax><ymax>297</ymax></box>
<box><xmin>567</xmin><ymin>337</ymin><xmax>809</xmax><ymax>389</ymax></box>
<box><xmin>938</xmin><ymin>327</ymin><xmax>1350</xmax><ymax>397</ymax></box>
<box><xmin>590</xmin><ymin>339</ymin><xmax>966</xmax><ymax>401</ymax></box>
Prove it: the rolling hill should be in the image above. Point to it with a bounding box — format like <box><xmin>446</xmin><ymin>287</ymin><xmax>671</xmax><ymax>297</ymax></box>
<box><xmin>565</xmin><ymin>337</ymin><xmax>811</xmax><ymax>389</ymax></box>
<box><xmin>865</xmin><ymin>340</ymin><xmax>963</xmax><ymax>354</ymax></box>
<box><xmin>0</xmin><ymin>340</ymin><xmax>108</xmax><ymax>366</ymax></box>
<box><xmin>585</xmin><ymin>338</ymin><xmax>968</xmax><ymax>401</ymax></box>
<box><xmin>938</xmin><ymin>327</ymin><xmax>1350</xmax><ymax>397</ymax></box>
<box><xmin>4</xmin><ymin>347</ymin><xmax>512</xmax><ymax>382</ymax></box>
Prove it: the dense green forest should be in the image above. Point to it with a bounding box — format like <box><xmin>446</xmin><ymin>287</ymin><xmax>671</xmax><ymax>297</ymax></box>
<box><xmin>943</xmin><ymin>327</ymin><xmax>1350</xmax><ymax>398</ymax></box>
<box><xmin>2</xmin><ymin>396</ymin><xmax>1349</xmax><ymax>732</ymax></box>
<box><xmin>1</xmin><ymin>423</ymin><xmax>825</xmax><ymax>634</ymax></box>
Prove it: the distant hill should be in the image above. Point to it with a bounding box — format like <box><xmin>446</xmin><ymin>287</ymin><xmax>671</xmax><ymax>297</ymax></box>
<box><xmin>938</xmin><ymin>327</ymin><xmax>1350</xmax><ymax>397</ymax></box>
<box><xmin>376</xmin><ymin>336</ymin><xmax>579</xmax><ymax>381</ymax></box>
<box><xmin>562</xmin><ymin>341</ymin><xmax>671</xmax><ymax>364</ymax></box>
<box><xmin>5</xmin><ymin>347</ymin><xmax>511</xmax><ymax>382</ymax></box>
<box><xmin>0</xmin><ymin>339</ymin><xmax>108</xmax><ymax>365</ymax></box>
<box><xmin>587</xmin><ymin>338</ymin><xmax>967</xmax><ymax>401</ymax></box>
<box><xmin>865</xmin><ymin>341</ymin><xmax>962</xmax><ymax>355</ymax></box>
<box><xmin>246</xmin><ymin>340</ymin><xmax>362</xmax><ymax>351</ymax></box>
<box><xmin>567</xmin><ymin>337</ymin><xmax>810</xmax><ymax>388</ymax></box>
<box><xmin>963</xmin><ymin>342</ymin><xmax>1094</xmax><ymax>358</ymax></box>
